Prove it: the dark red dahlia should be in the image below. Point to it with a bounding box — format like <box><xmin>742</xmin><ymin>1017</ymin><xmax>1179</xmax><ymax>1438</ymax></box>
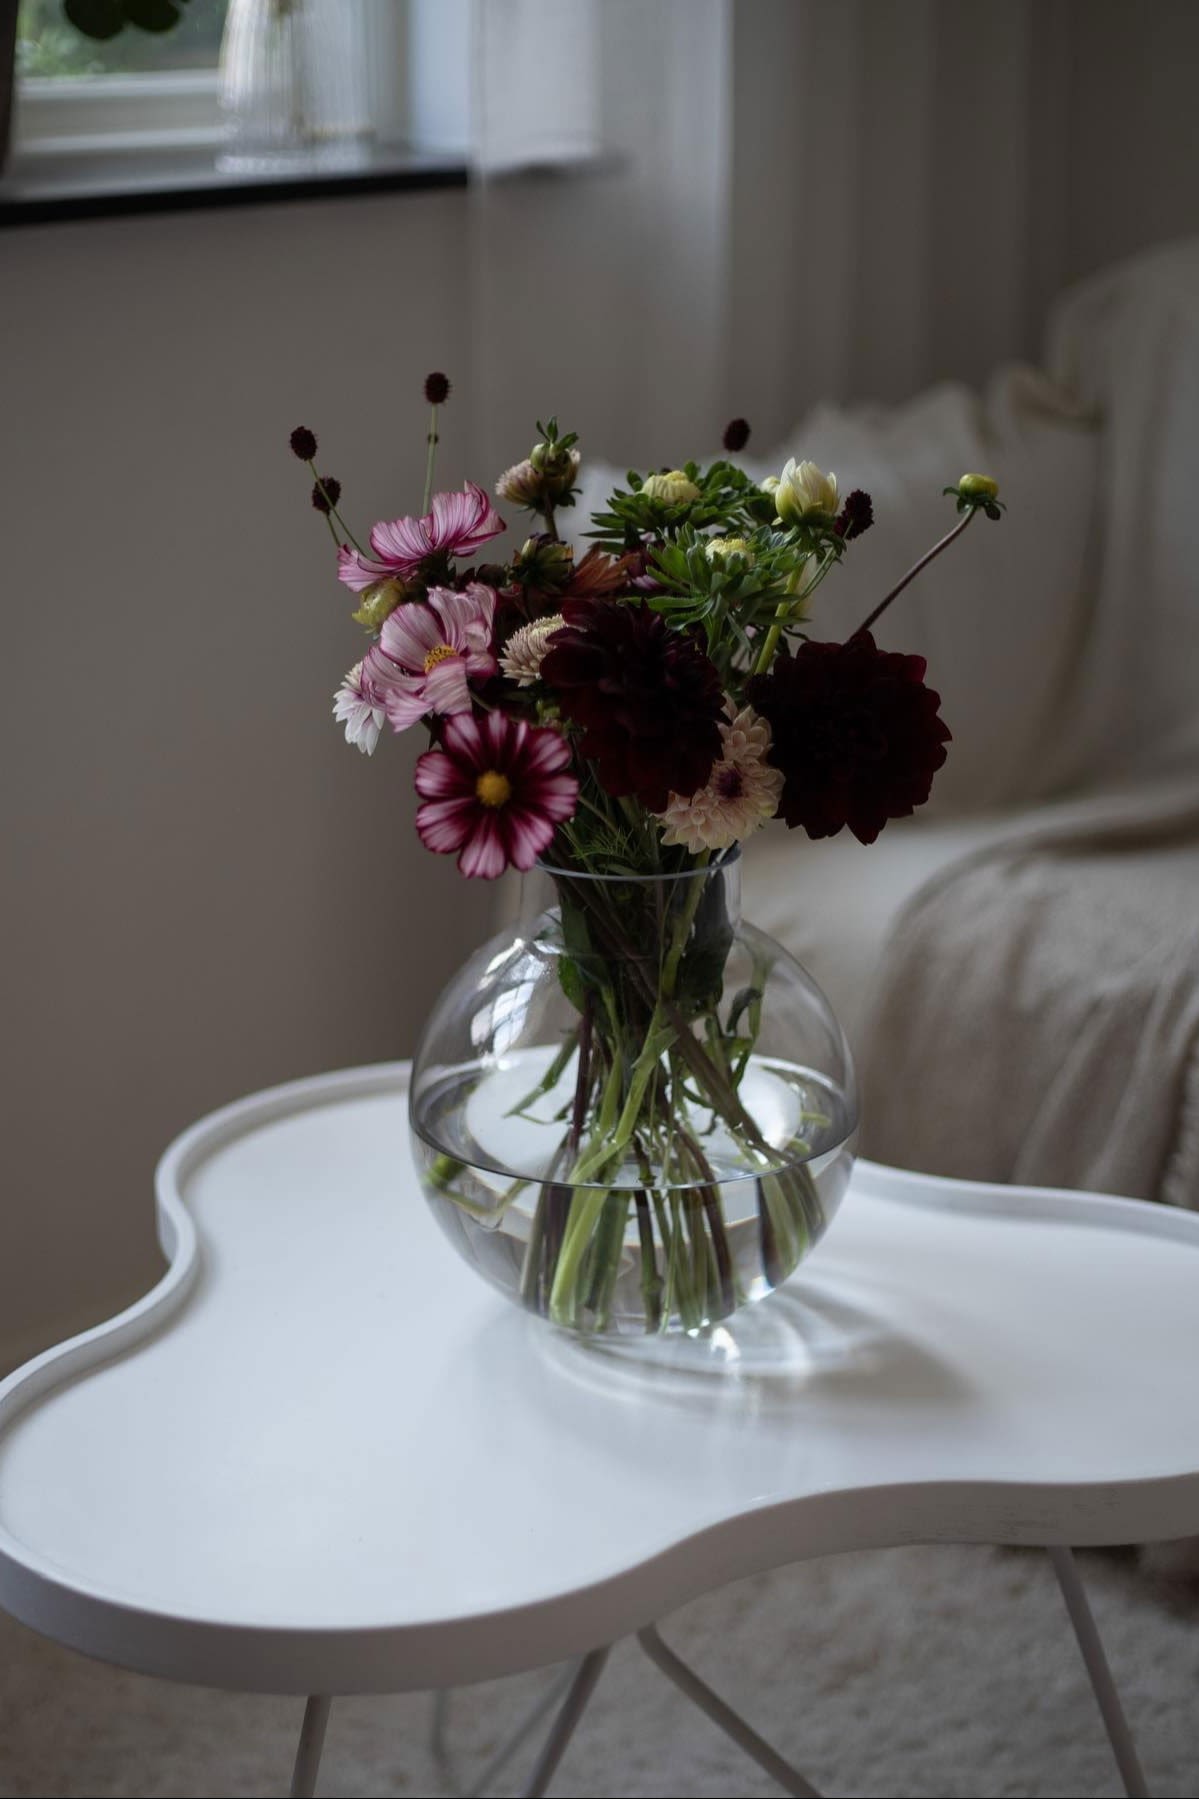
<box><xmin>540</xmin><ymin>599</ymin><xmax>724</xmax><ymax>811</ymax></box>
<box><xmin>746</xmin><ymin>632</ymin><xmax>950</xmax><ymax>844</ymax></box>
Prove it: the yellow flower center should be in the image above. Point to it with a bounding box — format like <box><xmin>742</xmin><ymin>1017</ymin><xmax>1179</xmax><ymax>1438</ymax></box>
<box><xmin>475</xmin><ymin>770</ymin><xmax>512</xmax><ymax>808</ymax></box>
<box><xmin>423</xmin><ymin>643</ymin><xmax>456</xmax><ymax>674</ymax></box>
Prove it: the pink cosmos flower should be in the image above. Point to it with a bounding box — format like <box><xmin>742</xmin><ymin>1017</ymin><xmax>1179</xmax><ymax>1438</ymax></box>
<box><xmin>363</xmin><ymin>583</ymin><xmax>498</xmax><ymax>731</ymax></box>
<box><xmin>338</xmin><ymin>483</ymin><xmax>505</xmax><ymax>591</ymax></box>
<box><xmin>414</xmin><ymin>712</ymin><xmax>578</xmax><ymax>879</ymax></box>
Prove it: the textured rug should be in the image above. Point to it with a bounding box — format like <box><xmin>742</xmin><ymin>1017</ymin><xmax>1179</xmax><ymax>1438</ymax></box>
<box><xmin>1</xmin><ymin>1544</ymin><xmax>1196</xmax><ymax>1798</ymax></box>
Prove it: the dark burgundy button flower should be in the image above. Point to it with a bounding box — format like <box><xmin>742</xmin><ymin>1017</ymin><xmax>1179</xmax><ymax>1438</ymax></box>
<box><xmin>722</xmin><ymin>417</ymin><xmax>751</xmax><ymax>452</ymax></box>
<box><xmin>746</xmin><ymin>632</ymin><xmax>951</xmax><ymax>844</ymax></box>
<box><xmin>311</xmin><ymin>475</ymin><xmax>341</xmax><ymax>514</ymax></box>
<box><xmin>834</xmin><ymin>489</ymin><xmax>874</xmax><ymax>540</ymax></box>
<box><xmin>289</xmin><ymin>425</ymin><xmax>317</xmax><ymax>461</ymax></box>
<box><xmin>424</xmin><ymin>371</ymin><xmax>451</xmax><ymax>404</ymax></box>
<box><xmin>540</xmin><ymin>599</ymin><xmax>724</xmax><ymax>811</ymax></box>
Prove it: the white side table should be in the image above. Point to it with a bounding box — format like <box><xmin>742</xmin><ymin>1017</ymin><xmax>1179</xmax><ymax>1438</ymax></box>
<box><xmin>1</xmin><ymin>1063</ymin><xmax>1196</xmax><ymax>1798</ymax></box>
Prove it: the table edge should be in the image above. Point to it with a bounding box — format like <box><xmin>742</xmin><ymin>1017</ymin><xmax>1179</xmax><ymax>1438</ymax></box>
<box><xmin>2</xmin><ymin>1060</ymin><xmax>1198</xmax><ymax>1693</ymax></box>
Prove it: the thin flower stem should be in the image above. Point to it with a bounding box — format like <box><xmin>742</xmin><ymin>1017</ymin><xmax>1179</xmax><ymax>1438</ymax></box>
<box><xmin>422</xmin><ymin>404</ymin><xmax>439</xmax><ymax>513</ymax></box>
<box><xmin>307</xmin><ymin>463</ymin><xmax>366</xmax><ymax>555</ymax></box>
<box><xmin>852</xmin><ymin>507</ymin><xmax>976</xmax><ymax>639</ymax></box>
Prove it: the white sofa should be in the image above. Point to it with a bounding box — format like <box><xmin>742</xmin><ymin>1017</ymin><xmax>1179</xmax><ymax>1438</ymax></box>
<box><xmin>584</xmin><ymin>240</ymin><xmax>1199</xmax><ymax>1203</ymax></box>
<box><xmin>743</xmin><ymin>241</ymin><xmax>1199</xmax><ymax>1202</ymax></box>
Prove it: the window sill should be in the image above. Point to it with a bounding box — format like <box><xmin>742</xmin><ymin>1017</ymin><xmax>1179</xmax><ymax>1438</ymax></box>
<box><xmin>0</xmin><ymin>140</ymin><xmax>468</xmax><ymax>228</ymax></box>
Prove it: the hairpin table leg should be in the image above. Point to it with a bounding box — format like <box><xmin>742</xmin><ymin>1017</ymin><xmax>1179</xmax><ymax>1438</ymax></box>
<box><xmin>289</xmin><ymin>1694</ymin><xmax>332</xmax><ymax>1799</ymax></box>
<box><xmin>1048</xmin><ymin>1545</ymin><xmax>1149</xmax><ymax>1798</ymax></box>
<box><xmin>465</xmin><ymin>1660</ymin><xmax>582</xmax><ymax>1798</ymax></box>
<box><xmin>637</xmin><ymin>1623</ymin><xmax>822</xmax><ymax>1797</ymax></box>
<box><xmin>519</xmin><ymin>1646</ymin><xmax>610</xmax><ymax>1798</ymax></box>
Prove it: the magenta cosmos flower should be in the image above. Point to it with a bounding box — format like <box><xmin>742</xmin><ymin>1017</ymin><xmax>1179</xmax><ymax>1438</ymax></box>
<box><xmin>414</xmin><ymin>712</ymin><xmax>578</xmax><ymax>879</ymax></box>
<box><xmin>363</xmin><ymin>583</ymin><xmax>498</xmax><ymax>731</ymax></box>
<box><xmin>338</xmin><ymin>482</ymin><xmax>505</xmax><ymax>591</ymax></box>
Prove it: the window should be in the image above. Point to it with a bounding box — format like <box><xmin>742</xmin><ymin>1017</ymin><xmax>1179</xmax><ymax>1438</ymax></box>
<box><xmin>15</xmin><ymin>0</ymin><xmax>228</xmax><ymax>150</ymax></box>
<box><xmin>11</xmin><ymin>1</ymin><xmax>469</xmax><ymax>164</ymax></box>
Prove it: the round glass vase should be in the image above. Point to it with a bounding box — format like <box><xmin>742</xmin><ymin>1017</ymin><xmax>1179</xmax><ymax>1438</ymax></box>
<box><xmin>409</xmin><ymin>855</ymin><xmax>858</xmax><ymax>1339</ymax></box>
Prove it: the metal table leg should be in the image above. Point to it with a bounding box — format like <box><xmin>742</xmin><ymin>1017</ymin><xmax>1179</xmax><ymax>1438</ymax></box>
<box><xmin>520</xmin><ymin>1646</ymin><xmax>610</xmax><ymax>1798</ymax></box>
<box><xmin>637</xmin><ymin>1623</ymin><xmax>822</xmax><ymax>1798</ymax></box>
<box><xmin>289</xmin><ymin>1694</ymin><xmax>332</xmax><ymax>1799</ymax></box>
<box><xmin>1049</xmin><ymin>1546</ymin><xmax>1150</xmax><ymax>1798</ymax></box>
<box><xmin>466</xmin><ymin>1661</ymin><xmax>582</xmax><ymax>1798</ymax></box>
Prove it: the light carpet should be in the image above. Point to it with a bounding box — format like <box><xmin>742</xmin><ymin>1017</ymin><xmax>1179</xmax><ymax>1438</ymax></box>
<box><xmin>1</xmin><ymin>1544</ymin><xmax>1196</xmax><ymax>1798</ymax></box>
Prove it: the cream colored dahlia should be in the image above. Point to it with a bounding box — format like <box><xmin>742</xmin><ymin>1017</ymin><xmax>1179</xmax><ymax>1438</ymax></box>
<box><xmin>657</xmin><ymin>704</ymin><xmax>783</xmax><ymax>852</ymax></box>
<box><xmin>499</xmin><ymin>614</ymin><xmax>566</xmax><ymax>687</ymax></box>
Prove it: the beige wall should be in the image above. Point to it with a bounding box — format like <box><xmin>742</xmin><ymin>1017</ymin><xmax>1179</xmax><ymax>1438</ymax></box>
<box><xmin>0</xmin><ymin>191</ymin><xmax>493</xmax><ymax>1367</ymax></box>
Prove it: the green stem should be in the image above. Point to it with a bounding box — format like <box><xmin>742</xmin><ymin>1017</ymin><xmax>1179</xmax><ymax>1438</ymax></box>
<box><xmin>422</xmin><ymin>404</ymin><xmax>439</xmax><ymax>513</ymax></box>
<box><xmin>853</xmin><ymin>506</ymin><xmax>976</xmax><ymax>638</ymax></box>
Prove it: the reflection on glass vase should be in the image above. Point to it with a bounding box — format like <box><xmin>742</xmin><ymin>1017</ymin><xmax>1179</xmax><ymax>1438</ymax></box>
<box><xmin>410</xmin><ymin>854</ymin><xmax>858</xmax><ymax>1341</ymax></box>
<box><xmin>218</xmin><ymin>0</ymin><xmax>374</xmax><ymax>173</ymax></box>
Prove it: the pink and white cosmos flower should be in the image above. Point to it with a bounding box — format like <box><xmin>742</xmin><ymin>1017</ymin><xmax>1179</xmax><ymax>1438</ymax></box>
<box><xmin>363</xmin><ymin>583</ymin><xmax>498</xmax><ymax>731</ymax></box>
<box><xmin>331</xmin><ymin>660</ymin><xmax>386</xmax><ymax>755</ymax></box>
<box><xmin>414</xmin><ymin>712</ymin><xmax>578</xmax><ymax>879</ymax></box>
<box><xmin>338</xmin><ymin>483</ymin><xmax>505</xmax><ymax>592</ymax></box>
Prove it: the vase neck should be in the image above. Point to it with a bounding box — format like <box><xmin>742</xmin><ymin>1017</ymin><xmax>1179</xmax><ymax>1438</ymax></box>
<box><xmin>518</xmin><ymin>858</ymin><xmax>742</xmax><ymax>958</ymax></box>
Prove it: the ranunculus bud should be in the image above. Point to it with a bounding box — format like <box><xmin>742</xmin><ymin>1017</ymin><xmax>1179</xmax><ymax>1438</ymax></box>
<box><xmin>773</xmin><ymin>458</ymin><xmax>839</xmax><ymax>524</ymax></box>
<box><xmin>351</xmin><ymin>578</ymin><xmax>407</xmax><ymax>631</ymax></box>
<box><xmin>957</xmin><ymin>472</ymin><xmax>999</xmax><ymax>499</ymax></box>
<box><xmin>515</xmin><ymin>534</ymin><xmax>574</xmax><ymax>587</ymax></box>
<box><xmin>641</xmin><ymin>469</ymin><xmax>702</xmax><ymax>505</ymax></box>
<box><xmin>289</xmin><ymin>425</ymin><xmax>317</xmax><ymax>461</ymax></box>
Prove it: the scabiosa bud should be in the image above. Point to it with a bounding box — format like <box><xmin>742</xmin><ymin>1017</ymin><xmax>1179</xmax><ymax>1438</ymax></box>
<box><xmin>424</xmin><ymin>371</ymin><xmax>451</xmax><ymax>405</ymax></box>
<box><xmin>311</xmin><ymin>475</ymin><xmax>342</xmax><ymax>514</ymax></box>
<box><xmin>289</xmin><ymin>425</ymin><xmax>318</xmax><ymax>461</ymax></box>
<box><xmin>722</xmin><ymin>417</ymin><xmax>751</xmax><ymax>453</ymax></box>
<box><xmin>834</xmin><ymin>489</ymin><xmax>874</xmax><ymax>540</ymax></box>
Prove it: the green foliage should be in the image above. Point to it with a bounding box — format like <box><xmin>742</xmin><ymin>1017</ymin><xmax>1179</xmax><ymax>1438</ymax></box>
<box><xmin>674</xmin><ymin>870</ymin><xmax>734</xmax><ymax>1018</ymax></box>
<box><xmin>588</xmin><ymin>458</ymin><xmax>776</xmax><ymax>551</ymax></box>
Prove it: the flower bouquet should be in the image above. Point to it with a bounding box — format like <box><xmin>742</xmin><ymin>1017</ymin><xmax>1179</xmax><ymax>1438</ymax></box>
<box><xmin>291</xmin><ymin>382</ymin><xmax>1003</xmax><ymax>1337</ymax></box>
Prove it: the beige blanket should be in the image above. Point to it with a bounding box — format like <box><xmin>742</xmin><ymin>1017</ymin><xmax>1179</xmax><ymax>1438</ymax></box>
<box><xmin>860</xmin><ymin>782</ymin><xmax>1199</xmax><ymax>1207</ymax></box>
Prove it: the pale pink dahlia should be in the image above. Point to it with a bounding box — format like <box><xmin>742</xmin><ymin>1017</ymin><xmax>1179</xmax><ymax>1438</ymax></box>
<box><xmin>414</xmin><ymin>713</ymin><xmax>578</xmax><ymax>879</ymax></box>
<box><xmin>338</xmin><ymin>482</ymin><xmax>505</xmax><ymax>592</ymax></box>
<box><xmin>364</xmin><ymin>583</ymin><xmax>497</xmax><ymax>732</ymax></box>
<box><xmin>656</xmin><ymin>704</ymin><xmax>783</xmax><ymax>852</ymax></box>
<box><xmin>332</xmin><ymin>661</ymin><xmax>386</xmax><ymax>755</ymax></box>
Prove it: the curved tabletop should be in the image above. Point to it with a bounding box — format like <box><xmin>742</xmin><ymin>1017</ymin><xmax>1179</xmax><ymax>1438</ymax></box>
<box><xmin>1</xmin><ymin>1062</ymin><xmax>1197</xmax><ymax>1696</ymax></box>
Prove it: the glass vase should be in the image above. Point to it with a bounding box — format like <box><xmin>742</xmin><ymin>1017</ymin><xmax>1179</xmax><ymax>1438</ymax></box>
<box><xmin>218</xmin><ymin>0</ymin><xmax>374</xmax><ymax>174</ymax></box>
<box><xmin>410</xmin><ymin>855</ymin><xmax>858</xmax><ymax>1339</ymax></box>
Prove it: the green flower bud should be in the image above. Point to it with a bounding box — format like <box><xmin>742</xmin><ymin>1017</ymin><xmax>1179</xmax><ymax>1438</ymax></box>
<box><xmin>641</xmin><ymin>469</ymin><xmax>702</xmax><ymax>505</ymax></box>
<box><xmin>351</xmin><ymin>578</ymin><xmax>407</xmax><ymax>631</ymax></box>
<box><xmin>958</xmin><ymin>472</ymin><xmax>999</xmax><ymax>499</ymax></box>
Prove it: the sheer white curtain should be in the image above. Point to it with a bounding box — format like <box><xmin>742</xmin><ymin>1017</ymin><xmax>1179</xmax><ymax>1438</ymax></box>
<box><xmin>467</xmin><ymin>0</ymin><xmax>740</xmax><ymax>480</ymax></box>
<box><xmin>466</xmin><ymin>0</ymin><xmax>1199</xmax><ymax>477</ymax></box>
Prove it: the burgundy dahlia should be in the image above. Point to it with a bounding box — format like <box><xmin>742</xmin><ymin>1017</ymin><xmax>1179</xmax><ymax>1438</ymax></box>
<box><xmin>746</xmin><ymin>632</ymin><xmax>950</xmax><ymax>844</ymax></box>
<box><xmin>540</xmin><ymin>599</ymin><xmax>724</xmax><ymax>811</ymax></box>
